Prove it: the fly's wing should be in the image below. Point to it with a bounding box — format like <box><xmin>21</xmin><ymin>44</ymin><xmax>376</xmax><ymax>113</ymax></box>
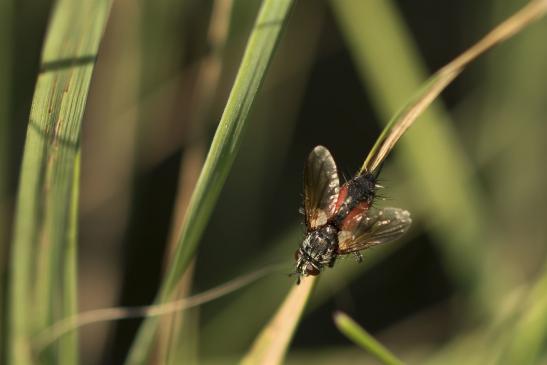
<box><xmin>337</xmin><ymin>207</ymin><xmax>411</xmax><ymax>254</ymax></box>
<box><xmin>304</xmin><ymin>146</ymin><xmax>340</xmax><ymax>230</ymax></box>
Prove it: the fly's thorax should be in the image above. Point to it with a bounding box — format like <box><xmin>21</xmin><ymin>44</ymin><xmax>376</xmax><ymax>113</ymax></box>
<box><xmin>351</xmin><ymin>173</ymin><xmax>376</xmax><ymax>198</ymax></box>
<box><xmin>333</xmin><ymin>173</ymin><xmax>376</xmax><ymax>227</ymax></box>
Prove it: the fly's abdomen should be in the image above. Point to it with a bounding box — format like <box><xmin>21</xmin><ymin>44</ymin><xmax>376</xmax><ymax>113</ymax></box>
<box><xmin>332</xmin><ymin>173</ymin><xmax>376</xmax><ymax>228</ymax></box>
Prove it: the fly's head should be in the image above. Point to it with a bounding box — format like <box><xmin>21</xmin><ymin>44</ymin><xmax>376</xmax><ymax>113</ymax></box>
<box><xmin>293</xmin><ymin>225</ymin><xmax>338</xmax><ymax>284</ymax></box>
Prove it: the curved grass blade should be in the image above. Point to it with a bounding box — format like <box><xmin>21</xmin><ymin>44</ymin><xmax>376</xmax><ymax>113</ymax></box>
<box><xmin>33</xmin><ymin>265</ymin><xmax>278</xmax><ymax>353</ymax></box>
<box><xmin>334</xmin><ymin>311</ymin><xmax>404</xmax><ymax>365</ymax></box>
<box><xmin>242</xmin><ymin>2</ymin><xmax>547</xmax><ymax>364</ymax></box>
<box><xmin>354</xmin><ymin>0</ymin><xmax>547</xmax><ymax>175</ymax></box>
<box><xmin>240</xmin><ymin>277</ymin><xmax>315</xmax><ymax>365</ymax></box>
<box><xmin>7</xmin><ymin>1</ymin><xmax>113</xmax><ymax>364</ymax></box>
<box><xmin>125</xmin><ymin>1</ymin><xmax>296</xmax><ymax>363</ymax></box>
<box><xmin>200</xmin><ymin>0</ymin><xmax>325</xmax><ymax>353</ymax></box>
<box><xmin>331</xmin><ymin>0</ymin><xmax>547</xmax><ymax>293</ymax></box>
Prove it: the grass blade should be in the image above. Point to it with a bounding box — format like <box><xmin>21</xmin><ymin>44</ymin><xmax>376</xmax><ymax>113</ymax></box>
<box><xmin>125</xmin><ymin>1</ymin><xmax>296</xmax><ymax>363</ymax></box>
<box><xmin>241</xmin><ymin>2</ymin><xmax>547</xmax><ymax>364</ymax></box>
<box><xmin>200</xmin><ymin>0</ymin><xmax>325</xmax><ymax>353</ymax></box>
<box><xmin>240</xmin><ymin>278</ymin><xmax>315</xmax><ymax>365</ymax></box>
<box><xmin>334</xmin><ymin>311</ymin><xmax>404</xmax><ymax>365</ymax></box>
<box><xmin>33</xmin><ymin>265</ymin><xmax>277</xmax><ymax>353</ymax></box>
<box><xmin>355</xmin><ymin>0</ymin><xmax>547</xmax><ymax>174</ymax></box>
<box><xmin>7</xmin><ymin>1</ymin><xmax>113</xmax><ymax>363</ymax></box>
<box><xmin>330</xmin><ymin>0</ymin><xmax>547</xmax><ymax>293</ymax></box>
<box><xmin>503</xmin><ymin>264</ymin><xmax>547</xmax><ymax>364</ymax></box>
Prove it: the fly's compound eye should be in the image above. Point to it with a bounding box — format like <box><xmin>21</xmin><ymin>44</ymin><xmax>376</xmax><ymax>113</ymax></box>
<box><xmin>305</xmin><ymin>264</ymin><xmax>320</xmax><ymax>276</ymax></box>
<box><xmin>294</xmin><ymin>249</ymin><xmax>301</xmax><ymax>261</ymax></box>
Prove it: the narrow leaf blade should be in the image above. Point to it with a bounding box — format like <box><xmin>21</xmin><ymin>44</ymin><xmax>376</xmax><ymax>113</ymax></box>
<box><xmin>240</xmin><ymin>278</ymin><xmax>315</xmax><ymax>365</ymax></box>
<box><xmin>8</xmin><ymin>1</ymin><xmax>113</xmax><ymax>363</ymax></box>
<box><xmin>334</xmin><ymin>311</ymin><xmax>404</xmax><ymax>365</ymax></box>
<box><xmin>125</xmin><ymin>1</ymin><xmax>296</xmax><ymax>363</ymax></box>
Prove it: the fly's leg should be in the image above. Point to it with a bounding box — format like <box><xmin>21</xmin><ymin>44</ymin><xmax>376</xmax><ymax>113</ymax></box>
<box><xmin>353</xmin><ymin>251</ymin><xmax>363</xmax><ymax>263</ymax></box>
<box><xmin>328</xmin><ymin>256</ymin><xmax>336</xmax><ymax>268</ymax></box>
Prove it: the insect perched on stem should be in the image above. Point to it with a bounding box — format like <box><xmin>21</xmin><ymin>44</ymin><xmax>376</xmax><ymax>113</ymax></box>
<box><xmin>293</xmin><ymin>146</ymin><xmax>411</xmax><ymax>284</ymax></box>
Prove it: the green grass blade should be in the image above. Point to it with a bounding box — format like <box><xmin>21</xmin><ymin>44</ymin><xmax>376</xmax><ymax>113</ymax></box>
<box><xmin>503</xmin><ymin>264</ymin><xmax>547</xmax><ymax>364</ymax></box>
<box><xmin>200</xmin><ymin>0</ymin><xmax>325</xmax><ymax>353</ymax></box>
<box><xmin>125</xmin><ymin>1</ymin><xmax>296</xmax><ymax>363</ymax></box>
<box><xmin>237</xmin><ymin>3</ymin><xmax>547</xmax><ymax>364</ymax></box>
<box><xmin>7</xmin><ymin>1</ymin><xmax>113</xmax><ymax>364</ymax></box>
<box><xmin>58</xmin><ymin>152</ymin><xmax>80</xmax><ymax>365</ymax></box>
<box><xmin>334</xmin><ymin>311</ymin><xmax>405</xmax><ymax>365</ymax></box>
<box><xmin>240</xmin><ymin>278</ymin><xmax>315</xmax><ymax>365</ymax></box>
<box><xmin>330</xmin><ymin>0</ymin><xmax>547</xmax><ymax>293</ymax></box>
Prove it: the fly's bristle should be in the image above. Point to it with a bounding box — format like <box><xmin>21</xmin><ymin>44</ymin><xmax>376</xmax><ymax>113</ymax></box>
<box><xmin>376</xmin><ymin>192</ymin><xmax>391</xmax><ymax>200</ymax></box>
<box><xmin>341</xmin><ymin>171</ymin><xmax>350</xmax><ymax>183</ymax></box>
<box><xmin>371</xmin><ymin>194</ymin><xmax>391</xmax><ymax>206</ymax></box>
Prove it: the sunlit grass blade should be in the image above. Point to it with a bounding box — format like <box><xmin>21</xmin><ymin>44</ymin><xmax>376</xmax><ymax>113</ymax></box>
<box><xmin>125</xmin><ymin>1</ymin><xmax>296</xmax><ymax>363</ymax></box>
<box><xmin>201</xmin><ymin>228</ymin><xmax>396</xmax><ymax>354</ymax></box>
<box><xmin>200</xmin><ymin>0</ymin><xmax>325</xmax><ymax>354</ymax></box>
<box><xmin>59</xmin><ymin>152</ymin><xmax>80</xmax><ymax>365</ymax></box>
<box><xmin>354</xmin><ymin>0</ymin><xmax>547</xmax><ymax>175</ymax></box>
<box><xmin>240</xmin><ymin>278</ymin><xmax>315</xmax><ymax>365</ymax></box>
<box><xmin>334</xmin><ymin>311</ymin><xmax>404</xmax><ymax>365</ymax></box>
<box><xmin>7</xmin><ymin>1</ymin><xmax>113</xmax><ymax>364</ymax></box>
<box><xmin>240</xmin><ymin>2</ymin><xmax>547</xmax><ymax>364</ymax></box>
<box><xmin>330</xmin><ymin>0</ymin><xmax>547</xmax><ymax>296</ymax></box>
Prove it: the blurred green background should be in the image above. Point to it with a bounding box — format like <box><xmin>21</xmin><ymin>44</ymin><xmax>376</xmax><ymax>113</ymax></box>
<box><xmin>2</xmin><ymin>0</ymin><xmax>547</xmax><ymax>364</ymax></box>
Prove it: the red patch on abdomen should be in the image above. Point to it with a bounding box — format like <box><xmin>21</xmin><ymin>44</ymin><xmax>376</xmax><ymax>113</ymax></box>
<box><xmin>341</xmin><ymin>201</ymin><xmax>370</xmax><ymax>230</ymax></box>
<box><xmin>334</xmin><ymin>185</ymin><xmax>348</xmax><ymax>212</ymax></box>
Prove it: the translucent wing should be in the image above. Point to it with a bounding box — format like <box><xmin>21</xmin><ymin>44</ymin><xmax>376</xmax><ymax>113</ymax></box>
<box><xmin>304</xmin><ymin>146</ymin><xmax>340</xmax><ymax>230</ymax></box>
<box><xmin>337</xmin><ymin>207</ymin><xmax>411</xmax><ymax>253</ymax></box>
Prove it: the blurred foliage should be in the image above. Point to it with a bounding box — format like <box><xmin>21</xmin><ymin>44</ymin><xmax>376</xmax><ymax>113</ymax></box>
<box><xmin>1</xmin><ymin>0</ymin><xmax>547</xmax><ymax>364</ymax></box>
<box><xmin>334</xmin><ymin>311</ymin><xmax>404</xmax><ymax>365</ymax></box>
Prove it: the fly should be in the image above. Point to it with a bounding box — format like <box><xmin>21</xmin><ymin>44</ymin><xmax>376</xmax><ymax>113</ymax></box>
<box><xmin>293</xmin><ymin>146</ymin><xmax>411</xmax><ymax>284</ymax></box>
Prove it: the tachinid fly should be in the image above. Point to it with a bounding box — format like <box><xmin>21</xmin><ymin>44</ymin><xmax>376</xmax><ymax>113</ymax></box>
<box><xmin>293</xmin><ymin>146</ymin><xmax>411</xmax><ymax>284</ymax></box>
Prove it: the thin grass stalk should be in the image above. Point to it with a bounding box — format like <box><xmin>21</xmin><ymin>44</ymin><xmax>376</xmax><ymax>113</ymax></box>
<box><xmin>329</xmin><ymin>1</ymin><xmax>488</xmax><ymax>291</ymax></box>
<box><xmin>125</xmin><ymin>1</ymin><xmax>296</xmax><ymax>363</ymax></box>
<box><xmin>33</xmin><ymin>265</ymin><xmax>279</xmax><ymax>353</ymax></box>
<box><xmin>331</xmin><ymin>0</ymin><xmax>547</xmax><ymax>294</ymax></box>
<box><xmin>8</xmin><ymin>1</ymin><xmax>113</xmax><ymax>363</ymax></box>
<box><xmin>360</xmin><ymin>0</ymin><xmax>547</xmax><ymax>174</ymax></box>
